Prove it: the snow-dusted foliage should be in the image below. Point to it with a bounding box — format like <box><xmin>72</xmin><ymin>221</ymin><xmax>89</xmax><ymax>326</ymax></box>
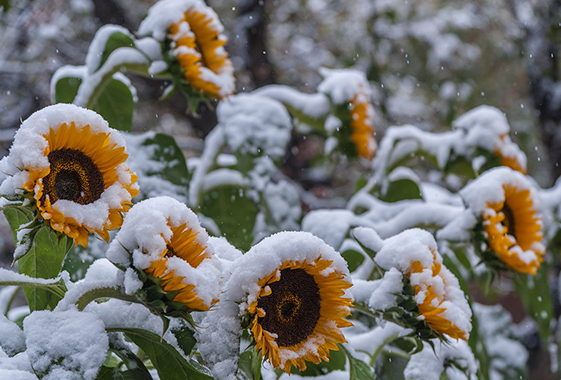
<box><xmin>1</xmin><ymin>0</ymin><xmax>560</xmax><ymax>379</ymax></box>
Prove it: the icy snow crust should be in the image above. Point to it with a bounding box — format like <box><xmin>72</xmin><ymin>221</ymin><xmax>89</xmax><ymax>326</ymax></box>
<box><xmin>354</xmin><ymin>228</ymin><xmax>472</xmax><ymax>340</ymax></box>
<box><xmin>106</xmin><ymin>196</ymin><xmax>221</xmax><ymax>308</ymax></box>
<box><xmin>197</xmin><ymin>231</ymin><xmax>352</xmax><ymax>380</ymax></box>
<box><xmin>0</xmin><ymin>104</ymin><xmax>138</xmax><ymax>233</ymax></box>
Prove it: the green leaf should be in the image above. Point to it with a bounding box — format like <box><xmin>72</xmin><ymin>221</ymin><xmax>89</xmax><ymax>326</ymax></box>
<box><xmin>141</xmin><ymin>133</ymin><xmax>190</xmax><ymax>192</ymax></box>
<box><xmin>341</xmin><ymin>249</ymin><xmax>365</xmax><ymax>273</ymax></box>
<box><xmin>237</xmin><ymin>350</ymin><xmax>262</xmax><ymax>380</ymax></box>
<box><xmin>110</xmin><ymin>328</ymin><xmax>213</xmax><ymax>380</ymax></box>
<box><xmin>91</xmin><ymin>77</ymin><xmax>135</xmax><ymax>132</ymax></box>
<box><xmin>340</xmin><ymin>344</ymin><xmax>375</xmax><ymax>380</ymax></box>
<box><xmin>98</xmin><ymin>32</ymin><xmax>136</xmax><ymax>70</ymax></box>
<box><xmin>200</xmin><ymin>186</ymin><xmax>258</xmax><ymax>251</ymax></box>
<box><xmin>96</xmin><ymin>366</ymin><xmax>153</xmax><ymax>380</ymax></box>
<box><xmin>381</xmin><ymin>178</ymin><xmax>422</xmax><ymax>203</ymax></box>
<box><xmin>513</xmin><ymin>265</ymin><xmax>554</xmax><ymax>343</ymax></box>
<box><xmin>171</xmin><ymin>324</ymin><xmax>197</xmax><ymax>357</ymax></box>
<box><xmin>55</xmin><ymin>76</ymin><xmax>83</xmax><ymax>104</ymax></box>
<box><xmin>4</xmin><ymin>209</ymin><xmax>72</xmax><ymax>311</ymax></box>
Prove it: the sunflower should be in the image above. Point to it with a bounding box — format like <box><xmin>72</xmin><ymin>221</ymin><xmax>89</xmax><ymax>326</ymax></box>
<box><xmin>106</xmin><ymin>196</ymin><xmax>220</xmax><ymax>314</ymax></box>
<box><xmin>350</xmin><ymin>91</ymin><xmax>377</xmax><ymax>160</ymax></box>
<box><xmin>139</xmin><ymin>0</ymin><xmax>235</xmax><ymax>98</ymax></box>
<box><xmin>494</xmin><ymin>134</ymin><xmax>527</xmax><ymax>174</ymax></box>
<box><xmin>248</xmin><ymin>256</ymin><xmax>353</xmax><ymax>372</ymax></box>
<box><xmin>8</xmin><ymin>104</ymin><xmax>138</xmax><ymax>247</ymax></box>
<box><xmin>145</xmin><ymin>221</ymin><xmax>213</xmax><ymax>311</ymax></box>
<box><xmin>409</xmin><ymin>255</ymin><xmax>468</xmax><ymax>341</ymax></box>
<box><xmin>482</xmin><ymin>183</ymin><xmax>544</xmax><ymax>274</ymax></box>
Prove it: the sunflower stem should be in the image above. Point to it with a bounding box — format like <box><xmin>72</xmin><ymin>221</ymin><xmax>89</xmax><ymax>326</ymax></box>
<box><xmin>75</xmin><ymin>286</ymin><xmax>142</xmax><ymax>311</ymax></box>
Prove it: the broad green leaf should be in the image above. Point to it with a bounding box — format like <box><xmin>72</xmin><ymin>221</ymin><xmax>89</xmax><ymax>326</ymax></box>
<box><xmin>55</xmin><ymin>76</ymin><xmax>82</xmax><ymax>104</ymax></box>
<box><xmin>96</xmin><ymin>366</ymin><xmax>153</xmax><ymax>380</ymax></box>
<box><xmin>141</xmin><ymin>133</ymin><xmax>190</xmax><ymax>191</ymax></box>
<box><xmin>98</xmin><ymin>32</ymin><xmax>136</xmax><ymax>70</ymax></box>
<box><xmin>91</xmin><ymin>77</ymin><xmax>134</xmax><ymax>132</ymax></box>
<box><xmin>111</xmin><ymin>328</ymin><xmax>213</xmax><ymax>380</ymax></box>
<box><xmin>381</xmin><ymin>178</ymin><xmax>422</xmax><ymax>203</ymax></box>
<box><xmin>200</xmin><ymin>186</ymin><xmax>258</xmax><ymax>251</ymax></box>
<box><xmin>4</xmin><ymin>208</ymin><xmax>73</xmax><ymax>311</ymax></box>
<box><xmin>513</xmin><ymin>265</ymin><xmax>554</xmax><ymax>343</ymax></box>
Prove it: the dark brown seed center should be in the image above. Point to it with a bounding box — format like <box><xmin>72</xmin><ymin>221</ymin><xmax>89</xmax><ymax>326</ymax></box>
<box><xmin>257</xmin><ymin>268</ymin><xmax>320</xmax><ymax>347</ymax></box>
<box><xmin>502</xmin><ymin>204</ymin><xmax>516</xmax><ymax>238</ymax></box>
<box><xmin>41</xmin><ymin>149</ymin><xmax>104</xmax><ymax>205</ymax></box>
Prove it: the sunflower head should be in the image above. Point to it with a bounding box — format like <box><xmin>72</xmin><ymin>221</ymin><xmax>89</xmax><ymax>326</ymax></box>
<box><xmin>107</xmin><ymin>196</ymin><xmax>220</xmax><ymax>317</ymax></box>
<box><xmin>318</xmin><ymin>68</ymin><xmax>377</xmax><ymax>160</ymax></box>
<box><xmin>372</xmin><ymin>229</ymin><xmax>472</xmax><ymax>342</ymax></box>
<box><xmin>461</xmin><ymin>167</ymin><xmax>544</xmax><ymax>275</ymax></box>
<box><xmin>234</xmin><ymin>232</ymin><xmax>353</xmax><ymax>373</ymax></box>
<box><xmin>494</xmin><ymin>134</ymin><xmax>527</xmax><ymax>174</ymax></box>
<box><xmin>138</xmin><ymin>0</ymin><xmax>235</xmax><ymax>100</ymax></box>
<box><xmin>1</xmin><ymin>104</ymin><xmax>138</xmax><ymax>248</ymax></box>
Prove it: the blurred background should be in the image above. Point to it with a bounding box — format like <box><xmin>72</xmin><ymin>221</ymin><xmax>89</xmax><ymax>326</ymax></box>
<box><xmin>1</xmin><ymin>1</ymin><xmax>560</xmax><ymax>377</ymax></box>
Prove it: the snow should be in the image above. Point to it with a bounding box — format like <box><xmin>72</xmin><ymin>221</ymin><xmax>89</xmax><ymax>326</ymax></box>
<box><xmin>216</xmin><ymin>93</ymin><xmax>292</xmax><ymax>160</ymax></box>
<box><xmin>106</xmin><ymin>196</ymin><xmax>221</xmax><ymax>309</ymax></box>
<box><xmin>0</xmin><ymin>268</ymin><xmax>62</xmax><ymax>286</ymax></box>
<box><xmin>347</xmin><ymin>322</ymin><xmax>406</xmax><ymax>358</ymax></box>
<box><xmin>317</xmin><ymin>67</ymin><xmax>371</xmax><ymax>104</ymax></box>
<box><xmin>85</xmin><ymin>25</ymin><xmax>134</xmax><ymax>74</ymax></box>
<box><xmin>0</xmin><ymin>313</ymin><xmax>26</xmax><ymax>356</ymax></box>
<box><xmin>367</xmin><ymin>268</ymin><xmax>403</xmax><ymax>310</ymax></box>
<box><xmin>404</xmin><ymin>340</ymin><xmax>478</xmax><ymax>380</ymax></box>
<box><xmin>253</xmin><ymin>85</ymin><xmax>330</xmax><ymax>119</ymax></box>
<box><xmin>24</xmin><ymin>309</ymin><xmax>108</xmax><ymax>380</ymax></box>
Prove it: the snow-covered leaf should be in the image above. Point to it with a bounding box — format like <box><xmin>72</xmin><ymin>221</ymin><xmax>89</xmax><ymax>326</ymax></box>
<box><xmin>3</xmin><ymin>208</ymin><xmax>72</xmax><ymax>311</ymax></box>
<box><xmin>54</xmin><ymin>76</ymin><xmax>82</xmax><ymax>104</ymax></box>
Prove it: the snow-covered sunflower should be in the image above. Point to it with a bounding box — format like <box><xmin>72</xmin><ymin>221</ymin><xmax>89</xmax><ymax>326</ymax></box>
<box><xmin>461</xmin><ymin>167</ymin><xmax>544</xmax><ymax>274</ymax></box>
<box><xmin>494</xmin><ymin>134</ymin><xmax>527</xmax><ymax>174</ymax></box>
<box><xmin>318</xmin><ymin>68</ymin><xmax>377</xmax><ymax>160</ymax></box>
<box><xmin>138</xmin><ymin>0</ymin><xmax>235</xmax><ymax>99</ymax></box>
<box><xmin>106</xmin><ymin>196</ymin><xmax>220</xmax><ymax>314</ymax></box>
<box><xmin>354</xmin><ymin>228</ymin><xmax>472</xmax><ymax>341</ymax></box>
<box><xmin>349</xmin><ymin>88</ymin><xmax>377</xmax><ymax>160</ymax></box>
<box><xmin>232</xmin><ymin>232</ymin><xmax>353</xmax><ymax>372</ymax></box>
<box><xmin>0</xmin><ymin>104</ymin><xmax>138</xmax><ymax>247</ymax></box>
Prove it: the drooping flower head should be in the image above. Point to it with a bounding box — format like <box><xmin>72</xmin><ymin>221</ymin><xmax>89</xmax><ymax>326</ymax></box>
<box><xmin>318</xmin><ymin>68</ymin><xmax>377</xmax><ymax>160</ymax></box>
<box><xmin>0</xmin><ymin>104</ymin><xmax>138</xmax><ymax>247</ymax></box>
<box><xmin>452</xmin><ymin>106</ymin><xmax>527</xmax><ymax>174</ymax></box>
<box><xmin>106</xmin><ymin>196</ymin><xmax>220</xmax><ymax>314</ymax></box>
<box><xmin>461</xmin><ymin>167</ymin><xmax>544</xmax><ymax>274</ymax></box>
<box><xmin>354</xmin><ymin>227</ymin><xmax>472</xmax><ymax>341</ymax></box>
<box><xmin>138</xmin><ymin>0</ymin><xmax>235</xmax><ymax>99</ymax></box>
<box><xmin>227</xmin><ymin>232</ymin><xmax>352</xmax><ymax>372</ymax></box>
